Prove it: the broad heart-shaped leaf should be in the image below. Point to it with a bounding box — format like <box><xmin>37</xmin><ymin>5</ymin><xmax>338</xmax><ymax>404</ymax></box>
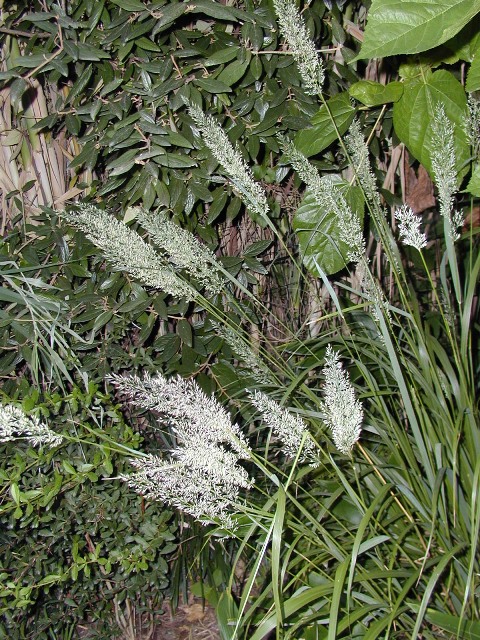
<box><xmin>293</xmin><ymin>180</ymin><xmax>364</xmax><ymax>277</ymax></box>
<box><xmin>357</xmin><ymin>0</ymin><xmax>480</xmax><ymax>60</ymax></box>
<box><xmin>349</xmin><ymin>81</ymin><xmax>403</xmax><ymax>107</ymax></box>
<box><xmin>393</xmin><ymin>68</ymin><xmax>469</xmax><ymax>183</ymax></box>
<box><xmin>466</xmin><ymin>51</ymin><xmax>480</xmax><ymax>90</ymax></box>
<box><xmin>294</xmin><ymin>93</ymin><xmax>355</xmax><ymax>158</ymax></box>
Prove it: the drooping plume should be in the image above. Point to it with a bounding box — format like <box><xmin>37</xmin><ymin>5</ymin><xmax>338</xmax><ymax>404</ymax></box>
<box><xmin>109</xmin><ymin>373</ymin><xmax>253</xmax><ymax>530</ymax></box>
<box><xmin>0</xmin><ymin>404</ymin><xmax>63</xmax><ymax>448</ymax></box>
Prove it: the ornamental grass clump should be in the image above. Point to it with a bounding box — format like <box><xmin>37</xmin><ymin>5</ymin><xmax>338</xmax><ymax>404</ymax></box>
<box><xmin>59</xmin><ymin>98</ymin><xmax>479</xmax><ymax>638</ymax></box>
<box><xmin>54</xmin><ymin>37</ymin><xmax>478</xmax><ymax>635</ymax></box>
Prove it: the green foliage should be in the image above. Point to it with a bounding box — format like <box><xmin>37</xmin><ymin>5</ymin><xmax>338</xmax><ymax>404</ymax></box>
<box><xmin>293</xmin><ymin>181</ymin><xmax>364</xmax><ymax>275</ymax></box>
<box><xmin>294</xmin><ymin>93</ymin><xmax>356</xmax><ymax>158</ymax></box>
<box><xmin>0</xmin><ymin>385</ymin><xmax>176</xmax><ymax>638</ymax></box>
<box><xmin>393</xmin><ymin>66</ymin><xmax>469</xmax><ymax>182</ymax></box>
<box><xmin>1</xmin><ymin>0</ymin><xmax>479</xmax><ymax>639</ymax></box>
<box><xmin>357</xmin><ymin>0</ymin><xmax>480</xmax><ymax>59</ymax></box>
<box><xmin>349</xmin><ymin>80</ymin><xmax>403</xmax><ymax>106</ymax></box>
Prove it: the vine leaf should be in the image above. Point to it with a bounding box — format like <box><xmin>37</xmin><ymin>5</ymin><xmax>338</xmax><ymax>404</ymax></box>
<box><xmin>392</xmin><ymin>68</ymin><xmax>469</xmax><ymax>183</ymax></box>
<box><xmin>293</xmin><ymin>181</ymin><xmax>364</xmax><ymax>277</ymax></box>
<box><xmin>349</xmin><ymin>81</ymin><xmax>403</xmax><ymax>107</ymax></box>
<box><xmin>356</xmin><ymin>0</ymin><xmax>480</xmax><ymax>60</ymax></box>
<box><xmin>466</xmin><ymin>50</ymin><xmax>480</xmax><ymax>90</ymax></box>
<box><xmin>294</xmin><ymin>93</ymin><xmax>355</xmax><ymax>158</ymax></box>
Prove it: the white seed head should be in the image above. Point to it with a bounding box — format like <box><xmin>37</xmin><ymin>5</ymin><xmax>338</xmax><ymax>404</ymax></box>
<box><xmin>431</xmin><ymin>104</ymin><xmax>463</xmax><ymax>241</ymax></box>
<box><xmin>249</xmin><ymin>390</ymin><xmax>318</xmax><ymax>465</ymax></box>
<box><xmin>273</xmin><ymin>0</ymin><xmax>324</xmax><ymax>96</ymax></box>
<box><xmin>213</xmin><ymin>322</ymin><xmax>272</xmax><ymax>385</ymax></box>
<box><xmin>320</xmin><ymin>346</ymin><xmax>363</xmax><ymax>455</ymax></box>
<box><xmin>0</xmin><ymin>404</ymin><xmax>63</xmax><ymax>448</ymax></box>
<box><xmin>109</xmin><ymin>372</ymin><xmax>250</xmax><ymax>457</ymax></box>
<box><xmin>189</xmin><ymin>104</ymin><xmax>269</xmax><ymax>220</ymax></box>
<box><xmin>131</xmin><ymin>207</ymin><xmax>225</xmax><ymax>295</ymax></box>
<box><xmin>395</xmin><ymin>205</ymin><xmax>427</xmax><ymax>250</ymax></box>
<box><xmin>122</xmin><ymin>453</ymin><xmax>250</xmax><ymax>530</ymax></box>
<box><xmin>345</xmin><ymin>120</ymin><xmax>382</xmax><ymax>212</ymax></box>
<box><xmin>64</xmin><ymin>205</ymin><xmax>195</xmax><ymax>299</ymax></box>
<box><xmin>465</xmin><ymin>94</ymin><xmax>480</xmax><ymax>159</ymax></box>
<box><xmin>110</xmin><ymin>373</ymin><xmax>253</xmax><ymax>530</ymax></box>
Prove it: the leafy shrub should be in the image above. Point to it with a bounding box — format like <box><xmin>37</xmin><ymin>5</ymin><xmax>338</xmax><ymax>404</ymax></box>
<box><xmin>0</xmin><ymin>384</ymin><xmax>176</xmax><ymax>639</ymax></box>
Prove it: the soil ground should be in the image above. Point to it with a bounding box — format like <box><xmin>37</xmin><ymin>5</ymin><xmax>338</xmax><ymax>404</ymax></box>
<box><xmin>153</xmin><ymin>598</ymin><xmax>221</xmax><ymax>640</ymax></box>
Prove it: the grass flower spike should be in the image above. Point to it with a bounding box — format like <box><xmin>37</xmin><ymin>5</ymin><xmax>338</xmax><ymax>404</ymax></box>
<box><xmin>0</xmin><ymin>404</ymin><xmax>63</xmax><ymax>448</ymax></box>
<box><xmin>63</xmin><ymin>205</ymin><xmax>195</xmax><ymax>300</ymax></box>
<box><xmin>272</xmin><ymin>0</ymin><xmax>324</xmax><ymax>96</ymax></box>
<box><xmin>109</xmin><ymin>373</ymin><xmax>253</xmax><ymax>530</ymax></box>
<box><xmin>279</xmin><ymin>135</ymin><xmax>365</xmax><ymax>263</ymax></box>
<box><xmin>320</xmin><ymin>346</ymin><xmax>363</xmax><ymax>455</ymax></box>
<box><xmin>431</xmin><ymin>105</ymin><xmax>463</xmax><ymax>241</ymax></box>
<box><xmin>395</xmin><ymin>205</ymin><xmax>427</xmax><ymax>250</ymax></box>
<box><xmin>250</xmin><ymin>390</ymin><xmax>318</xmax><ymax>465</ymax></box>
<box><xmin>189</xmin><ymin>104</ymin><xmax>269</xmax><ymax>221</ymax></box>
<box><xmin>345</xmin><ymin>120</ymin><xmax>382</xmax><ymax>211</ymax></box>
<box><xmin>132</xmin><ymin>206</ymin><xmax>225</xmax><ymax>295</ymax></box>
<box><xmin>213</xmin><ymin>322</ymin><xmax>272</xmax><ymax>385</ymax></box>
<box><xmin>465</xmin><ymin>94</ymin><xmax>480</xmax><ymax>160</ymax></box>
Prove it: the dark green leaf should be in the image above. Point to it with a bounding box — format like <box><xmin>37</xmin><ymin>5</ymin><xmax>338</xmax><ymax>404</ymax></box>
<box><xmin>194</xmin><ymin>77</ymin><xmax>232</xmax><ymax>94</ymax></box>
<box><xmin>188</xmin><ymin>0</ymin><xmax>240</xmax><ymax>21</ymax></box>
<box><xmin>293</xmin><ymin>180</ymin><xmax>364</xmax><ymax>277</ymax></box>
<box><xmin>294</xmin><ymin>93</ymin><xmax>356</xmax><ymax>157</ymax></box>
<box><xmin>9</xmin><ymin>78</ymin><xmax>29</xmax><ymax>109</ymax></box>
<box><xmin>177</xmin><ymin>319</ymin><xmax>193</xmax><ymax>347</ymax></box>
<box><xmin>152</xmin><ymin>3</ymin><xmax>187</xmax><ymax>34</ymax></box>
<box><xmin>66</xmin><ymin>64</ymin><xmax>93</xmax><ymax>105</ymax></box>
<box><xmin>110</xmin><ymin>0</ymin><xmax>146</xmax><ymax>10</ymax></box>
<box><xmin>349</xmin><ymin>80</ymin><xmax>404</xmax><ymax>106</ymax></box>
<box><xmin>217</xmin><ymin>59</ymin><xmax>250</xmax><ymax>87</ymax></box>
<box><xmin>392</xmin><ymin>68</ymin><xmax>469</xmax><ymax>182</ymax></box>
<box><xmin>205</xmin><ymin>48</ymin><xmax>239</xmax><ymax>66</ymax></box>
<box><xmin>357</xmin><ymin>0</ymin><xmax>480</xmax><ymax>60</ymax></box>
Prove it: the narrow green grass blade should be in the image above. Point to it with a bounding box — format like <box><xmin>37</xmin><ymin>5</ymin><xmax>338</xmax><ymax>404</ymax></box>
<box><xmin>346</xmin><ymin>483</ymin><xmax>391</xmax><ymax>595</ymax></box>
<box><xmin>410</xmin><ymin>542</ymin><xmax>467</xmax><ymax>639</ymax></box>
<box><xmin>233</xmin><ymin>516</ymin><xmax>276</xmax><ymax>639</ymax></box>
<box><xmin>376</xmin><ymin>307</ymin><xmax>435</xmax><ymax>489</ymax></box>
<box><xmin>459</xmin><ymin>457</ymin><xmax>480</xmax><ymax>626</ymax></box>
<box><xmin>461</xmin><ymin>247</ymin><xmax>480</xmax><ymax>360</ymax></box>
<box><xmin>272</xmin><ymin>486</ymin><xmax>286</xmax><ymax>632</ymax></box>
<box><xmin>363</xmin><ymin>568</ymin><xmax>421</xmax><ymax>640</ymax></box>
<box><xmin>250</xmin><ymin>584</ymin><xmax>333</xmax><ymax>640</ymax></box>
<box><xmin>216</xmin><ymin>591</ymin><xmax>239</xmax><ymax>640</ymax></box>
<box><xmin>327</xmin><ymin>558</ymin><xmax>350</xmax><ymax>640</ymax></box>
<box><xmin>443</xmin><ymin>217</ymin><xmax>462</xmax><ymax>304</ymax></box>
<box><xmin>423</xmin><ymin>610</ymin><xmax>480</xmax><ymax>639</ymax></box>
